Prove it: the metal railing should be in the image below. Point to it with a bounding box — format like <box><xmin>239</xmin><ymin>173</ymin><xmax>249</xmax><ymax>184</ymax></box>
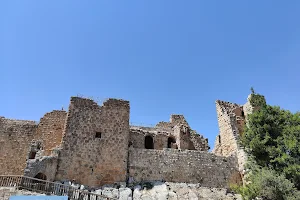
<box><xmin>0</xmin><ymin>175</ymin><xmax>116</xmax><ymax>200</ymax></box>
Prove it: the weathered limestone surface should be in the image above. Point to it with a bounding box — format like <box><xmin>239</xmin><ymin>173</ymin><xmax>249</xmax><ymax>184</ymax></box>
<box><xmin>0</xmin><ymin>118</ymin><xmax>38</xmax><ymax>175</ymax></box>
<box><xmin>0</xmin><ymin>184</ymin><xmax>242</xmax><ymax>200</ymax></box>
<box><xmin>212</xmin><ymin>101</ymin><xmax>243</xmax><ymax>157</ymax></box>
<box><xmin>0</xmin><ymin>94</ymin><xmax>257</xmax><ymax>189</ymax></box>
<box><xmin>129</xmin><ymin>114</ymin><xmax>208</xmax><ymax>151</ymax></box>
<box><xmin>156</xmin><ymin>114</ymin><xmax>189</xmax><ymax>130</ymax></box>
<box><xmin>212</xmin><ymin>100</ymin><xmax>247</xmax><ymax>182</ymax></box>
<box><xmin>212</xmin><ymin>94</ymin><xmax>266</xmax><ymax>183</ymax></box>
<box><xmin>55</xmin><ymin>97</ymin><xmax>130</xmax><ymax>187</ymax></box>
<box><xmin>0</xmin><ymin>110</ymin><xmax>66</xmax><ymax>177</ymax></box>
<box><xmin>133</xmin><ymin>182</ymin><xmax>242</xmax><ymax>200</ymax></box>
<box><xmin>129</xmin><ymin>148</ymin><xmax>242</xmax><ymax>188</ymax></box>
<box><xmin>189</xmin><ymin>130</ymin><xmax>209</xmax><ymax>151</ymax></box>
<box><xmin>24</xmin><ymin>155</ymin><xmax>58</xmax><ymax>181</ymax></box>
<box><xmin>129</xmin><ymin>127</ymin><xmax>170</xmax><ymax>150</ymax></box>
<box><xmin>36</xmin><ymin>110</ymin><xmax>67</xmax><ymax>156</ymax></box>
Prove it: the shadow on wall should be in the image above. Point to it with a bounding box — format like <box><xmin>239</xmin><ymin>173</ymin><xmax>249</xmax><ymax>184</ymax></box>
<box><xmin>34</xmin><ymin>173</ymin><xmax>47</xmax><ymax>180</ymax></box>
<box><xmin>167</xmin><ymin>137</ymin><xmax>176</xmax><ymax>148</ymax></box>
<box><xmin>145</xmin><ymin>135</ymin><xmax>154</xmax><ymax>149</ymax></box>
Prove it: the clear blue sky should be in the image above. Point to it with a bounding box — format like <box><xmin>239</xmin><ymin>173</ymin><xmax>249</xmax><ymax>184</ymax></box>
<box><xmin>1</xmin><ymin>1</ymin><xmax>300</xmax><ymax>149</ymax></box>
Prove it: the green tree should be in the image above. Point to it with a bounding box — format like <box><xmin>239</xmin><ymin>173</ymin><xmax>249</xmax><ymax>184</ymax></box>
<box><xmin>250</xmin><ymin>87</ymin><xmax>255</xmax><ymax>94</ymax></box>
<box><xmin>241</xmin><ymin>92</ymin><xmax>300</xmax><ymax>190</ymax></box>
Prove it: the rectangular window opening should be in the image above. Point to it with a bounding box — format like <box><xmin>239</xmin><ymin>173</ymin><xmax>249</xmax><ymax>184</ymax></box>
<box><xmin>29</xmin><ymin>151</ymin><xmax>36</xmax><ymax>159</ymax></box>
<box><xmin>95</xmin><ymin>132</ymin><xmax>102</xmax><ymax>138</ymax></box>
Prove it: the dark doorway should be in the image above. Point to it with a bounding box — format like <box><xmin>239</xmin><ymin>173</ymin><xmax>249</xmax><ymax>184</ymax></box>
<box><xmin>145</xmin><ymin>135</ymin><xmax>154</xmax><ymax>149</ymax></box>
<box><xmin>168</xmin><ymin>137</ymin><xmax>176</xmax><ymax>148</ymax></box>
<box><xmin>34</xmin><ymin>173</ymin><xmax>47</xmax><ymax>180</ymax></box>
<box><xmin>28</xmin><ymin>151</ymin><xmax>36</xmax><ymax>159</ymax></box>
<box><xmin>33</xmin><ymin>173</ymin><xmax>47</xmax><ymax>190</ymax></box>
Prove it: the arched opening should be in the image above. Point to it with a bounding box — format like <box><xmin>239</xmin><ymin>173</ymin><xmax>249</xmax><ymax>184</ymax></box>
<box><xmin>168</xmin><ymin>137</ymin><xmax>176</xmax><ymax>148</ymax></box>
<box><xmin>32</xmin><ymin>173</ymin><xmax>47</xmax><ymax>190</ymax></box>
<box><xmin>145</xmin><ymin>135</ymin><xmax>154</xmax><ymax>149</ymax></box>
<box><xmin>34</xmin><ymin>173</ymin><xmax>47</xmax><ymax>180</ymax></box>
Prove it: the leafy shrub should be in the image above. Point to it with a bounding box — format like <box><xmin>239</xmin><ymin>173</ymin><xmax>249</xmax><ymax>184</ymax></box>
<box><xmin>232</xmin><ymin>160</ymin><xmax>300</xmax><ymax>199</ymax></box>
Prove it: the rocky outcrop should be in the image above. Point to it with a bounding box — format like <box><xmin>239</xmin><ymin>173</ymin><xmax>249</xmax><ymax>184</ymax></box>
<box><xmin>1</xmin><ymin>181</ymin><xmax>242</xmax><ymax>200</ymax></box>
<box><xmin>131</xmin><ymin>182</ymin><xmax>242</xmax><ymax>200</ymax></box>
<box><xmin>92</xmin><ymin>181</ymin><xmax>242</xmax><ymax>199</ymax></box>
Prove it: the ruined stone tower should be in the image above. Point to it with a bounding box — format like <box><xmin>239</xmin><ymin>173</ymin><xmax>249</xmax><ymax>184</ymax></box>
<box><xmin>213</xmin><ymin>93</ymin><xmax>266</xmax><ymax>180</ymax></box>
<box><xmin>55</xmin><ymin>97</ymin><xmax>130</xmax><ymax>187</ymax></box>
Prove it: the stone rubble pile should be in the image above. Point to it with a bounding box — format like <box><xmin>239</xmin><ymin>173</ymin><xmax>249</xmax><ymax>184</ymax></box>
<box><xmin>91</xmin><ymin>181</ymin><xmax>242</xmax><ymax>200</ymax></box>
<box><xmin>0</xmin><ymin>181</ymin><xmax>242</xmax><ymax>200</ymax></box>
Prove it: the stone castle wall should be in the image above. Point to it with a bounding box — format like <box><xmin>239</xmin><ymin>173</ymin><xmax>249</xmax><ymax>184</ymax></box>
<box><xmin>36</xmin><ymin>110</ymin><xmax>67</xmax><ymax>156</ymax></box>
<box><xmin>0</xmin><ymin>118</ymin><xmax>38</xmax><ymax>175</ymax></box>
<box><xmin>155</xmin><ymin>114</ymin><xmax>189</xmax><ymax>130</ymax></box>
<box><xmin>212</xmin><ymin>100</ymin><xmax>247</xmax><ymax>177</ymax></box>
<box><xmin>0</xmin><ymin>94</ymin><xmax>256</xmax><ymax>188</ymax></box>
<box><xmin>190</xmin><ymin>130</ymin><xmax>209</xmax><ymax>151</ymax></box>
<box><xmin>129</xmin><ymin>126</ymin><xmax>208</xmax><ymax>151</ymax></box>
<box><xmin>173</xmin><ymin>124</ymin><xmax>194</xmax><ymax>150</ymax></box>
<box><xmin>55</xmin><ymin>97</ymin><xmax>130</xmax><ymax>187</ymax></box>
<box><xmin>212</xmin><ymin>101</ymin><xmax>244</xmax><ymax>157</ymax></box>
<box><xmin>129</xmin><ymin>127</ymin><xmax>170</xmax><ymax>150</ymax></box>
<box><xmin>212</xmin><ymin>94</ymin><xmax>266</xmax><ymax>181</ymax></box>
<box><xmin>24</xmin><ymin>155</ymin><xmax>58</xmax><ymax>181</ymax></box>
<box><xmin>130</xmin><ymin>114</ymin><xmax>209</xmax><ymax>152</ymax></box>
<box><xmin>128</xmin><ymin>148</ymin><xmax>242</xmax><ymax>188</ymax></box>
<box><xmin>0</xmin><ymin>109</ymin><xmax>67</xmax><ymax>177</ymax></box>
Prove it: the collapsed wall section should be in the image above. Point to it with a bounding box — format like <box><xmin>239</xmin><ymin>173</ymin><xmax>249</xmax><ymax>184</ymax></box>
<box><xmin>0</xmin><ymin>117</ymin><xmax>38</xmax><ymax>175</ymax></box>
<box><xmin>132</xmin><ymin>114</ymin><xmax>209</xmax><ymax>151</ymax></box>
<box><xmin>212</xmin><ymin>101</ymin><xmax>244</xmax><ymax>157</ymax></box>
<box><xmin>36</xmin><ymin>110</ymin><xmax>67</xmax><ymax>156</ymax></box>
<box><xmin>128</xmin><ymin>148</ymin><xmax>242</xmax><ymax>188</ymax></box>
<box><xmin>155</xmin><ymin>114</ymin><xmax>189</xmax><ymax>131</ymax></box>
<box><xmin>55</xmin><ymin>97</ymin><xmax>130</xmax><ymax>187</ymax></box>
<box><xmin>190</xmin><ymin>130</ymin><xmax>209</xmax><ymax>151</ymax></box>
<box><xmin>20</xmin><ymin>110</ymin><xmax>67</xmax><ymax>181</ymax></box>
<box><xmin>23</xmin><ymin>140</ymin><xmax>59</xmax><ymax>181</ymax></box>
<box><xmin>129</xmin><ymin>125</ymin><xmax>209</xmax><ymax>151</ymax></box>
<box><xmin>24</xmin><ymin>155</ymin><xmax>58</xmax><ymax>181</ymax></box>
<box><xmin>129</xmin><ymin>127</ymin><xmax>170</xmax><ymax>150</ymax></box>
<box><xmin>212</xmin><ymin>94</ymin><xmax>266</xmax><ymax>182</ymax></box>
<box><xmin>212</xmin><ymin>100</ymin><xmax>248</xmax><ymax>178</ymax></box>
